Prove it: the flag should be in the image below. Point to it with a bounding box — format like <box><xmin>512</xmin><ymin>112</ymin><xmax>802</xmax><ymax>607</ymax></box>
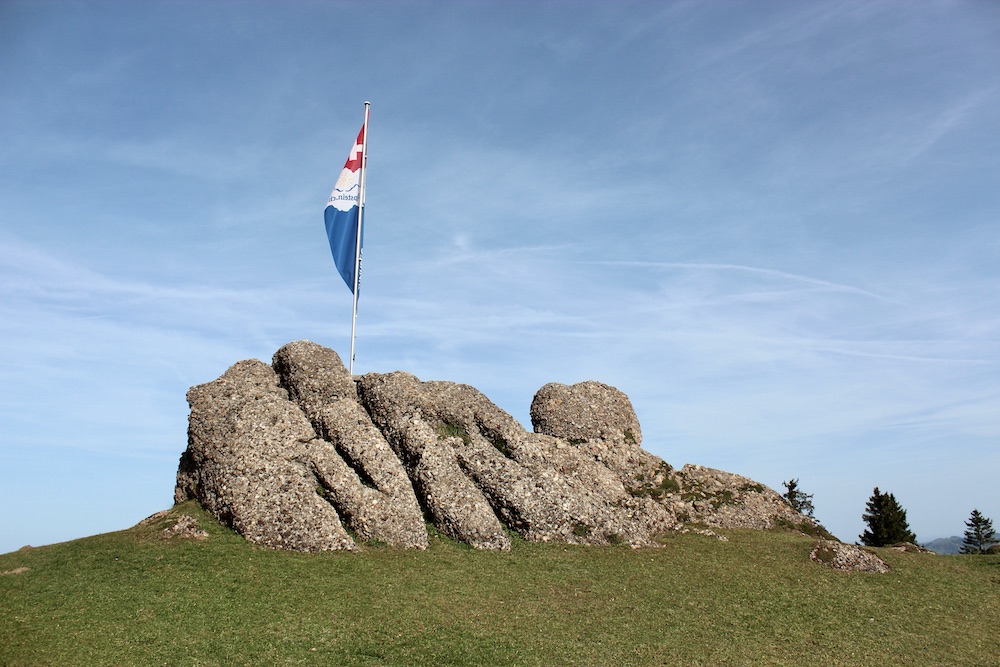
<box><xmin>324</xmin><ymin>124</ymin><xmax>366</xmax><ymax>293</ymax></box>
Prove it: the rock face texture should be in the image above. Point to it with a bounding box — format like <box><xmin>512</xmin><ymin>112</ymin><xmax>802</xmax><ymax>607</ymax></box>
<box><xmin>356</xmin><ymin>372</ymin><xmax>673</xmax><ymax>549</ymax></box>
<box><xmin>175</xmin><ymin>359</ymin><xmax>356</xmax><ymax>551</ymax></box>
<box><xmin>667</xmin><ymin>465</ymin><xmax>810</xmax><ymax>531</ymax></box>
<box><xmin>176</xmin><ymin>340</ymin><xmax>829</xmax><ymax>553</ymax></box>
<box><xmin>810</xmin><ymin>540</ymin><xmax>892</xmax><ymax>573</ymax></box>
<box><xmin>271</xmin><ymin>342</ymin><xmax>427</xmax><ymax>549</ymax></box>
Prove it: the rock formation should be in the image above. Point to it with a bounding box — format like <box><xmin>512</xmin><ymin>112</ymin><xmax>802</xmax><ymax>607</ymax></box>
<box><xmin>175</xmin><ymin>358</ymin><xmax>356</xmax><ymax>551</ymax></box>
<box><xmin>810</xmin><ymin>540</ymin><xmax>892</xmax><ymax>573</ymax></box>
<box><xmin>175</xmin><ymin>340</ymin><xmax>829</xmax><ymax>553</ymax></box>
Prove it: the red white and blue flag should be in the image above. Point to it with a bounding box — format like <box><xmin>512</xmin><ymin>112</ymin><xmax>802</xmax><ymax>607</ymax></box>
<box><xmin>324</xmin><ymin>124</ymin><xmax>366</xmax><ymax>293</ymax></box>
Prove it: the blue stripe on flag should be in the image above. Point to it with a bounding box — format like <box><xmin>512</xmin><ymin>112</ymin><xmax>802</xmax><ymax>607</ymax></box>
<box><xmin>324</xmin><ymin>203</ymin><xmax>361</xmax><ymax>293</ymax></box>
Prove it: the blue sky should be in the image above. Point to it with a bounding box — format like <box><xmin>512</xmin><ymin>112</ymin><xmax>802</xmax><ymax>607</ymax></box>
<box><xmin>2</xmin><ymin>1</ymin><xmax>998</xmax><ymax>554</ymax></box>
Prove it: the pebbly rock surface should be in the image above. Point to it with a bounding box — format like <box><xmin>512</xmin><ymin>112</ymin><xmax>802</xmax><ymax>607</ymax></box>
<box><xmin>355</xmin><ymin>372</ymin><xmax>514</xmax><ymax>549</ymax></box>
<box><xmin>530</xmin><ymin>380</ymin><xmax>677</xmax><ymax>498</ymax></box>
<box><xmin>176</xmin><ymin>340</ymin><xmax>824</xmax><ymax>553</ymax></box>
<box><xmin>176</xmin><ymin>359</ymin><xmax>356</xmax><ymax>551</ymax></box>
<box><xmin>531</xmin><ymin>380</ymin><xmax>642</xmax><ymax>446</ymax></box>
<box><xmin>356</xmin><ymin>372</ymin><xmax>674</xmax><ymax>548</ymax></box>
<box><xmin>272</xmin><ymin>341</ymin><xmax>427</xmax><ymax>549</ymax></box>
<box><xmin>810</xmin><ymin>540</ymin><xmax>891</xmax><ymax>573</ymax></box>
<box><xmin>666</xmin><ymin>464</ymin><xmax>816</xmax><ymax>531</ymax></box>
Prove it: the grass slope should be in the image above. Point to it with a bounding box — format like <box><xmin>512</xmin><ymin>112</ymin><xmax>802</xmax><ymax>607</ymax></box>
<box><xmin>2</xmin><ymin>502</ymin><xmax>998</xmax><ymax>666</ymax></box>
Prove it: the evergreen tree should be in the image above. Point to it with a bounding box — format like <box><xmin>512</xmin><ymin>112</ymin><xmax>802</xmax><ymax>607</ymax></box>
<box><xmin>782</xmin><ymin>478</ymin><xmax>815</xmax><ymax>518</ymax></box>
<box><xmin>961</xmin><ymin>509</ymin><xmax>996</xmax><ymax>555</ymax></box>
<box><xmin>859</xmin><ymin>487</ymin><xmax>916</xmax><ymax>547</ymax></box>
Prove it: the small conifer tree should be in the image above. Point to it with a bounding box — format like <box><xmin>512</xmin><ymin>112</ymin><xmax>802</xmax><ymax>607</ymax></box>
<box><xmin>859</xmin><ymin>487</ymin><xmax>916</xmax><ymax>547</ymax></box>
<box><xmin>960</xmin><ymin>509</ymin><xmax>996</xmax><ymax>555</ymax></box>
<box><xmin>782</xmin><ymin>478</ymin><xmax>815</xmax><ymax>518</ymax></box>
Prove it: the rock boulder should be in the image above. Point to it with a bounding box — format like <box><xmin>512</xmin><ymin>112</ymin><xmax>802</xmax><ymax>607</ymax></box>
<box><xmin>810</xmin><ymin>540</ymin><xmax>891</xmax><ymax>573</ymax></box>
<box><xmin>175</xmin><ymin>341</ymin><xmax>825</xmax><ymax>554</ymax></box>
<box><xmin>176</xmin><ymin>359</ymin><xmax>355</xmax><ymax>551</ymax></box>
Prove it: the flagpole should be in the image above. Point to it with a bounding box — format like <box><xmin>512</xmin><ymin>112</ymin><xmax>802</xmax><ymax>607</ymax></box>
<box><xmin>348</xmin><ymin>101</ymin><xmax>370</xmax><ymax>376</ymax></box>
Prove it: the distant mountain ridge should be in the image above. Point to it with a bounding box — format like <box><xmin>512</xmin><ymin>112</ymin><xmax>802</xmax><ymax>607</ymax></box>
<box><xmin>922</xmin><ymin>536</ymin><xmax>963</xmax><ymax>555</ymax></box>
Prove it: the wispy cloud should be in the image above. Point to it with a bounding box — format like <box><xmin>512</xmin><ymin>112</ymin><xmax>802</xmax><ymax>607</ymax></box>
<box><xmin>596</xmin><ymin>260</ymin><xmax>894</xmax><ymax>303</ymax></box>
<box><xmin>898</xmin><ymin>88</ymin><xmax>998</xmax><ymax>164</ymax></box>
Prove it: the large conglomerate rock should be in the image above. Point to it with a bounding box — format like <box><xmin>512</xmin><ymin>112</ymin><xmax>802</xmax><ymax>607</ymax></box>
<box><xmin>272</xmin><ymin>341</ymin><xmax>427</xmax><ymax>548</ymax></box>
<box><xmin>355</xmin><ymin>372</ymin><xmax>514</xmax><ymax>549</ymax></box>
<box><xmin>175</xmin><ymin>359</ymin><xmax>355</xmax><ymax>551</ymax></box>
<box><xmin>175</xmin><ymin>340</ymin><xmax>839</xmax><ymax>556</ymax></box>
<box><xmin>356</xmin><ymin>372</ymin><xmax>674</xmax><ymax>548</ymax></box>
<box><xmin>531</xmin><ymin>380</ymin><xmax>642</xmax><ymax>446</ymax></box>
<box><xmin>530</xmin><ymin>380</ymin><xmax>675</xmax><ymax>497</ymax></box>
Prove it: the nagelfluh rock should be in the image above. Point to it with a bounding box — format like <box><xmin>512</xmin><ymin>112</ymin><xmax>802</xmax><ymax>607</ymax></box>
<box><xmin>175</xmin><ymin>340</ymin><xmax>833</xmax><ymax>553</ymax></box>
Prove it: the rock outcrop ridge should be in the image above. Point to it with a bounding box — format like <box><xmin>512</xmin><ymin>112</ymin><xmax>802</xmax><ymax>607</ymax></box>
<box><xmin>176</xmin><ymin>340</ymin><xmax>822</xmax><ymax>553</ymax></box>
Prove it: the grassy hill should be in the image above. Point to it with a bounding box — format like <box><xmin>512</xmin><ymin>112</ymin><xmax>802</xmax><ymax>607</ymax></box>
<box><xmin>2</xmin><ymin>502</ymin><xmax>998</xmax><ymax>666</ymax></box>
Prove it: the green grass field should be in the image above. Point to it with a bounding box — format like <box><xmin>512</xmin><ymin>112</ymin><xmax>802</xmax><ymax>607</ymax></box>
<box><xmin>2</xmin><ymin>502</ymin><xmax>998</xmax><ymax>666</ymax></box>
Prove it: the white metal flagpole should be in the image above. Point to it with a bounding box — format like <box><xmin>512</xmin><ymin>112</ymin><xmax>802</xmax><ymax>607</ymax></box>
<box><xmin>348</xmin><ymin>101</ymin><xmax>370</xmax><ymax>376</ymax></box>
